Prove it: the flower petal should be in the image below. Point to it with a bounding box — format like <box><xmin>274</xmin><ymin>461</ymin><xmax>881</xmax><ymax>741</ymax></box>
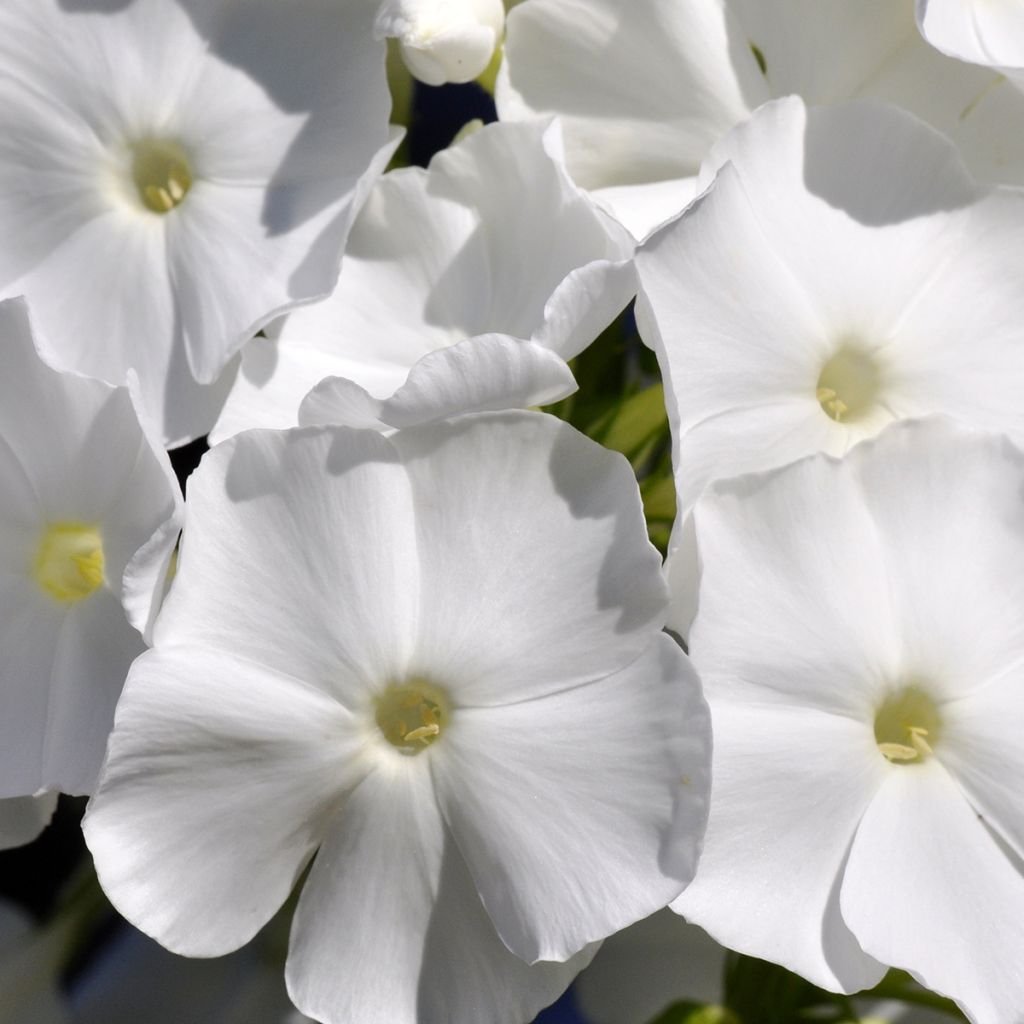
<box><xmin>917</xmin><ymin>0</ymin><xmax>1024</xmax><ymax>69</ymax></box>
<box><xmin>393</xmin><ymin>412</ymin><xmax>668</xmax><ymax>705</ymax></box>
<box><xmin>497</xmin><ymin>0</ymin><xmax>764</xmax><ymax>224</ymax></box>
<box><xmin>154</xmin><ymin>427</ymin><xmax>420</xmax><ymax>705</ymax></box>
<box><xmin>849</xmin><ymin>420</ymin><xmax>1024</xmax><ymax>699</ymax></box>
<box><xmin>286</xmin><ymin>762</ymin><xmax>591</xmax><ymax>1024</ymax></box>
<box><xmin>841</xmin><ymin>761</ymin><xmax>1024</xmax><ymax>1024</ymax></box>
<box><xmin>674</xmin><ymin>702</ymin><xmax>886</xmax><ymax>992</ymax></box>
<box><xmin>689</xmin><ymin>449</ymin><xmax>901</xmax><ymax>717</ymax></box>
<box><xmin>432</xmin><ymin>636</ymin><xmax>710</xmax><ymax>963</ymax></box>
<box><xmin>298</xmin><ymin>335</ymin><xmax>577</xmax><ymax>430</ymax></box>
<box><xmin>84</xmin><ymin>645</ymin><xmax>359</xmax><ymax>957</ymax></box>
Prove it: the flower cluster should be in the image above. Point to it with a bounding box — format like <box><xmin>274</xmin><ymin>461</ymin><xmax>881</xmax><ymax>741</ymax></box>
<box><xmin>3</xmin><ymin>2</ymin><xmax>1024</xmax><ymax>1024</ymax></box>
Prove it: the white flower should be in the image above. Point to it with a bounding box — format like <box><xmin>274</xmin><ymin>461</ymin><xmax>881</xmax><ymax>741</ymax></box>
<box><xmin>0</xmin><ymin>794</ymin><xmax>57</xmax><ymax>852</ymax></box>
<box><xmin>83</xmin><ymin>412</ymin><xmax>710</xmax><ymax>1024</ymax></box>
<box><xmin>212</xmin><ymin>120</ymin><xmax>634</xmax><ymax>442</ymax></box>
<box><xmin>377</xmin><ymin>0</ymin><xmax>505</xmax><ymax>85</ymax></box>
<box><xmin>497</xmin><ymin>0</ymin><xmax>1024</xmax><ymax>239</ymax></box>
<box><xmin>675</xmin><ymin>417</ymin><xmax>1024</xmax><ymax>1024</ymax></box>
<box><xmin>0</xmin><ymin>0</ymin><xmax>396</xmax><ymax>446</ymax></box>
<box><xmin>0</xmin><ymin>296</ymin><xmax>181</xmax><ymax>807</ymax></box>
<box><xmin>635</xmin><ymin>96</ymin><xmax>1024</xmax><ymax>637</ymax></box>
<box><xmin>917</xmin><ymin>0</ymin><xmax>1024</xmax><ymax>68</ymax></box>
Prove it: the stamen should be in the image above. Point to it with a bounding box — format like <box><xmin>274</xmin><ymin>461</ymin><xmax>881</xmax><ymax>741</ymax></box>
<box><xmin>816</xmin><ymin>343</ymin><xmax>882</xmax><ymax>423</ymax></box>
<box><xmin>132</xmin><ymin>140</ymin><xmax>193</xmax><ymax>215</ymax></box>
<box><xmin>375</xmin><ymin>681</ymin><xmax>450</xmax><ymax>755</ymax></box>
<box><xmin>34</xmin><ymin>522</ymin><xmax>105</xmax><ymax>603</ymax></box>
<box><xmin>874</xmin><ymin>685</ymin><xmax>943</xmax><ymax>765</ymax></box>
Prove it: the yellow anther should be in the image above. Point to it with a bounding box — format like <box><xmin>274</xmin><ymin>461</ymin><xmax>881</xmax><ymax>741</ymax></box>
<box><xmin>815</xmin><ymin>387</ymin><xmax>848</xmax><ymax>422</ymax></box>
<box><xmin>404</xmin><ymin>723</ymin><xmax>441</xmax><ymax>744</ymax></box>
<box><xmin>816</xmin><ymin>343</ymin><xmax>882</xmax><ymax>423</ymax></box>
<box><xmin>34</xmin><ymin>522</ymin><xmax>105</xmax><ymax>603</ymax></box>
<box><xmin>874</xmin><ymin>686</ymin><xmax>942</xmax><ymax>766</ymax></box>
<box><xmin>375</xmin><ymin>681</ymin><xmax>450</xmax><ymax>755</ymax></box>
<box><xmin>132</xmin><ymin>140</ymin><xmax>193</xmax><ymax>215</ymax></box>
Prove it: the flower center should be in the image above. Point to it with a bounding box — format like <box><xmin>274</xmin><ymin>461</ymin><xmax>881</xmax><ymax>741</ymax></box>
<box><xmin>34</xmin><ymin>522</ymin><xmax>105</xmax><ymax>603</ymax></box>
<box><xmin>375</xmin><ymin>682</ymin><xmax>449</xmax><ymax>755</ymax></box>
<box><xmin>131</xmin><ymin>140</ymin><xmax>193</xmax><ymax>214</ymax></box>
<box><xmin>874</xmin><ymin>685</ymin><xmax>942</xmax><ymax>765</ymax></box>
<box><xmin>816</xmin><ymin>344</ymin><xmax>882</xmax><ymax>423</ymax></box>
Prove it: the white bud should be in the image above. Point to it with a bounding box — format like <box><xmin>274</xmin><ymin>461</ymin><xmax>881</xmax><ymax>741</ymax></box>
<box><xmin>376</xmin><ymin>0</ymin><xmax>505</xmax><ymax>86</ymax></box>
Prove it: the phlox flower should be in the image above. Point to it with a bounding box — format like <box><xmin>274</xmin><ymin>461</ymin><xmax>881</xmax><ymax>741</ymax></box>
<box><xmin>497</xmin><ymin>0</ymin><xmax>1024</xmax><ymax>238</ymax></box>
<box><xmin>83</xmin><ymin>412</ymin><xmax>711</xmax><ymax>1024</ymax></box>
<box><xmin>674</xmin><ymin>418</ymin><xmax>1024</xmax><ymax>1024</ymax></box>
<box><xmin>635</xmin><ymin>96</ymin><xmax>1024</xmax><ymax>636</ymax></box>
<box><xmin>917</xmin><ymin>0</ymin><xmax>1024</xmax><ymax>68</ymax></box>
<box><xmin>0</xmin><ymin>0</ymin><xmax>396</xmax><ymax>446</ymax></box>
<box><xmin>376</xmin><ymin>0</ymin><xmax>506</xmax><ymax>86</ymax></box>
<box><xmin>0</xmin><ymin>296</ymin><xmax>180</xmax><ymax>813</ymax></box>
<box><xmin>212</xmin><ymin>119</ymin><xmax>634</xmax><ymax>442</ymax></box>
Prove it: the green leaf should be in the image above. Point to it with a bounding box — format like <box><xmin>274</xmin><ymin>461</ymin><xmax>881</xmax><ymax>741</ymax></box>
<box><xmin>590</xmin><ymin>382</ymin><xmax>668</xmax><ymax>462</ymax></box>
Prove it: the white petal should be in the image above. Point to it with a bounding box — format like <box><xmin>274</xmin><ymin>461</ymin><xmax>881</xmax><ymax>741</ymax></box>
<box><xmin>730</xmin><ymin>0</ymin><xmax>917</xmax><ymax>102</ymax></box>
<box><xmin>84</xmin><ymin>645</ymin><xmax>359</xmax><ymax>957</ymax></box>
<box><xmin>841</xmin><ymin>761</ymin><xmax>1024</xmax><ymax>1024</ymax></box>
<box><xmin>40</xmin><ymin>592</ymin><xmax>145</xmax><ymax>796</ymax></box>
<box><xmin>917</xmin><ymin>0</ymin><xmax>1024</xmax><ymax>68</ymax></box>
<box><xmin>433</xmin><ymin>120</ymin><xmax>632</xmax><ymax>339</ymax></box>
<box><xmin>875</xmin><ymin>190</ymin><xmax>1024</xmax><ymax>444</ymax></box>
<box><xmin>589</xmin><ymin>178</ymin><xmax>700</xmax><ymax>243</ymax></box>
<box><xmin>694</xmin><ymin>97</ymin><xmax>981</xmax><ymax>340</ymax></box>
<box><xmin>854</xmin><ymin>29</ymin><xmax>1024</xmax><ymax>188</ymax></box>
<box><xmin>688</xmin><ymin>444</ymin><xmax>901</xmax><ymax>718</ymax></box>
<box><xmin>531</xmin><ymin>258</ymin><xmax>637</xmax><ymax>360</ymax></box>
<box><xmin>848</xmin><ymin>420</ymin><xmax>1024</xmax><ymax>699</ymax></box>
<box><xmin>497</xmin><ymin>0</ymin><xmax>764</xmax><ymax>198</ymax></box>
<box><xmin>636</xmin><ymin>159</ymin><xmax>836</xmax><ymax>521</ymax></box>
<box><xmin>674</xmin><ymin>702</ymin><xmax>886</xmax><ymax>992</ymax></box>
<box><xmin>155</xmin><ymin>428</ymin><xmax>420</xmax><ymax>704</ymax></box>
<box><xmin>298</xmin><ymin>335</ymin><xmax>578</xmax><ymax>430</ymax></box>
<box><xmin>0</xmin><ymin>0</ymin><xmax>394</xmax><ymax>445</ymax></box>
<box><xmin>286</xmin><ymin>762</ymin><xmax>591</xmax><ymax>1024</ymax></box>
<box><xmin>940</xmin><ymin>666</ymin><xmax>1024</xmax><ymax>866</ymax></box>
<box><xmin>393</xmin><ymin>412</ymin><xmax>668</xmax><ymax>705</ymax></box>
<box><xmin>0</xmin><ymin>793</ymin><xmax>57</xmax><ymax>852</ymax></box>
<box><xmin>433</xmin><ymin>636</ymin><xmax>710</xmax><ymax>963</ymax></box>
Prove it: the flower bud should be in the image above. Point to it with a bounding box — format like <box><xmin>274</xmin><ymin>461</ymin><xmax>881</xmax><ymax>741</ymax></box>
<box><xmin>376</xmin><ymin>0</ymin><xmax>505</xmax><ymax>86</ymax></box>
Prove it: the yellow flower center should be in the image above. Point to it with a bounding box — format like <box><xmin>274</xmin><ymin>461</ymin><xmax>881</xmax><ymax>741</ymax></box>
<box><xmin>816</xmin><ymin>343</ymin><xmax>882</xmax><ymax>423</ymax></box>
<box><xmin>132</xmin><ymin>140</ymin><xmax>193</xmax><ymax>214</ymax></box>
<box><xmin>34</xmin><ymin>522</ymin><xmax>105</xmax><ymax>603</ymax></box>
<box><xmin>375</xmin><ymin>682</ymin><xmax>449</xmax><ymax>755</ymax></box>
<box><xmin>874</xmin><ymin>685</ymin><xmax>942</xmax><ymax>765</ymax></box>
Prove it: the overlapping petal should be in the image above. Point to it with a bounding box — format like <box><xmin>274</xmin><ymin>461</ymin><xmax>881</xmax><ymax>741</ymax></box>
<box><xmin>433</xmin><ymin>636</ymin><xmax>709</xmax><ymax>964</ymax></box>
<box><xmin>213</xmin><ymin>120</ymin><xmax>632</xmax><ymax>441</ymax></box>
<box><xmin>286</xmin><ymin>763</ymin><xmax>591</xmax><ymax>1024</ymax></box>
<box><xmin>0</xmin><ymin>0</ymin><xmax>394</xmax><ymax>445</ymax></box>
<box><xmin>83</xmin><ymin>645</ymin><xmax>361</xmax><ymax>957</ymax></box>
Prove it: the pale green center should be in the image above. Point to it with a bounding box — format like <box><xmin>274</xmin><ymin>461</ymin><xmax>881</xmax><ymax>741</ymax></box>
<box><xmin>35</xmin><ymin>522</ymin><xmax>105</xmax><ymax>603</ymax></box>
<box><xmin>132</xmin><ymin>140</ymin><xmax>193</xmax><ymax>214</ymax></box>
<box><xmin>375</xmin><ymin>682</ymin><xmax>449</xmax><ymax>755</ymax></box>
<box><xmin>874</xmin><ymin>685</ymin><xmax>942</xmax><ymax>765</ymax></box>
<box><xmin>816</xmin><ymin>344</ymin><xmax>882</xmax><ymax>423</ymax></box>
